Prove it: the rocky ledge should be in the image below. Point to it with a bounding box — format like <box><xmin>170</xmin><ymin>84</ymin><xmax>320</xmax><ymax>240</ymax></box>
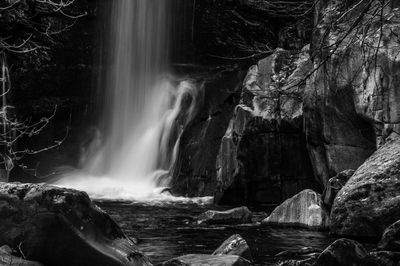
<box><xmin>0</xmin><ymin>182</ymin><xmax>151</xmax><ymax>266</ymax></box>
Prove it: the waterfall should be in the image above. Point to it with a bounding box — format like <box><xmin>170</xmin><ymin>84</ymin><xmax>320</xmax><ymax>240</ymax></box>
<box><xmin>56</xmin><ymin>0</ymin><xmax>201</xmax><ymax>201</ymax></box>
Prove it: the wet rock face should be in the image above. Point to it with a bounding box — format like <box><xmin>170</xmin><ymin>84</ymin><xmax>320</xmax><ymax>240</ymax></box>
<box><xmin>315</xmin><ymin>239</ymin><xmax>370</xmax><ymax>266</ymax></box>
<box><xmin>379</xmin><ymin>220</ymin><xmax>400</xmax><ymax>251</ymax></box>
<box><xmin>197</xmin><ymin>207</ymin><xmax>252</xmax><ymax>225</ymax></box>
<box><xmin>160</xmin><ymin>254</ymin><xmax>251</xmax><ymax>266</ymax></box>
<box><xmin>215</xmin><ymin>48</ymin><xmax>320</xmax><ymax>206</ymax></box>
<box><xmin>212</xmin><ymin>234</ymin><xmax>253</xmax><ymax>262</ymax></box>
<box><xmin>0</xmin><ymin>182</ymin><xmax>151</xmax><ymax>266</ymax></box>
<box><xmin>304</xmin><ymin>0</ymin><xmax>400</xmax><ymax>186</ymax></box>
<box><xmin>331</xmin><ymin>139</ymin><xmax>400</xmax><ymax>238</ymax></box>
<box><xmin>170</xmin><ymin>66</ymin><xmax>246</xmax><ymax>197</ymax></box>
<box><xmin>262</xmin><ymin>189</ymin><xmax>330</xmax><ymax>229</ymax></box>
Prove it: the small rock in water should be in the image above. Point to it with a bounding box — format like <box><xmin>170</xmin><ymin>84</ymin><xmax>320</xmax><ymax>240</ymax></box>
<box><xmin>159</xmin><ymin>254</ymin><xmax>251</xmax><ymax>266</ymax></box>
<box><xmin>213</xmin><ymin>234</ymin><xmax>253</xmax><ymax>262</ymax></box>
<box><xmin>262</xmin><ymin>189</ymin><xmax>330</xmax><ymax>230</ymax></box>
<box><xmin>274</xmin><ymin>258</ymin><xmax>316</xmax><ymax>266</ymax></box>
<box><xmin>275</xmin><ymin>247</ymin><xmax>323</xmax><ymax>258</ymax></box>
<box><xmin>315</xmin><ymin>239</ymin><xmax>371</xmax><ymax>266</ymax></box>
<box><xmin>197</xmin><ymin>206</ymin><xmax>252</xmax><ymax>225</ymax></box>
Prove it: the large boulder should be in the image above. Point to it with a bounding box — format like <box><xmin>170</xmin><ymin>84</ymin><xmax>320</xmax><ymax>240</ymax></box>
<box><xmin>378</xmin><ymin>220</ymin><xmax>400</xmax><ymax>251</ymax></box>
<box><xmin>160</xmin><ymin>254</ymin><xmax>250</xmax><ymax>266</ymax></box>
<box><xmin>315</xmin><ymin>239</ymin><xmax>370</xmax><ymax>266</ymax></box>
<box><xmin>0</xmin><ymin>182</ymin><xmax>151</xmax><ymax>266</ymax></box>
<box><xmin>215</xmin><ymin>47</ymin><xmax>320</xmax><ymax>206</ymax></box>
<box><xmin>262</xmin><ymin>189</ymin><xmax>330</xmax><ymax>229</ymax></box>
<box><xmin>212</xmin><ymin>234</ymin><xmax>253</xmax><ymax>262</ymax></box>
<box><xmin>197</xmin><ymin>207</ymin><xmax>252</xmax><ymax>225</ymax></box>
<box><xmin>331</xmin><ymin>139</ymin><xmax>400</xmax><ymax>238</ymax></box>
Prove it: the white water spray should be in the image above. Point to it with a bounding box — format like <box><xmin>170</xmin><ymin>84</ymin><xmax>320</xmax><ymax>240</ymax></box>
<box><xmin>56</xmin><ymin>0</ymin><xmax>204</xmax><ymax>202</ymax></box>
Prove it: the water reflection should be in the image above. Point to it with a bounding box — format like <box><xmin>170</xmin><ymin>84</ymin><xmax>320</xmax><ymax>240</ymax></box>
<box><xmin>98</xmin><ymin>202</ymin><xmax>335</xmax><ymax>265</ymax></box>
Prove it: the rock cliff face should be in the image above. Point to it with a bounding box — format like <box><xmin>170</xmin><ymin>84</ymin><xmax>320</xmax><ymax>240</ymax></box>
<box><xmin>214</xmin><ymin>48</ymin><xmax>320</xmax><ymax>205</ymax></box>
<box><xmin>304</xmin><ymin>0</ymin><xmax>400</xmax><ymax>186</ymax></box>
<box><xmin>170</xmin><ymin>66</ymin><xmax>246</xmax><ymax>196</ymax></box>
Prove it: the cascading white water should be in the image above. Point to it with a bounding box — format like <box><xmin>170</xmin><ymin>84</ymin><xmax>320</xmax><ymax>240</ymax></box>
<box><xmin>56</xmin><ymin>0</ymin><xmax>206</xmax><ymax>202</ymax></box>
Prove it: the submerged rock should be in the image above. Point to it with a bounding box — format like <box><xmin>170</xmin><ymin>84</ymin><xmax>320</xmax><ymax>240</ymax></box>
<box><xmin>331</xmin><ymin>139</ymin><xmax>400</xmax><ymax>238</ymax></box>
<box><xmin>197</xmin><ymin>207</ymin><xmax>252</xmax><ymax>225</ymax></box>
<box><xmin>315</xmin><ymin>239</ymin><xmax>370</xmax><ymax>266</ymax></box>
<box><xmin>0</xmin><ymin>182</ymin><xmax>152</xmax><ymax>266</ymax></box>
<box><xmin>378</xmin><ymin>220</ymin><xmax>400</xmax><ymax>251</ymax></box>
<box><xmin>0</xmin><ymin>245</ymin><xmax>43</xmax><ymax>266</ymax></box>
<box><xmin>212</xmin><ymin>234</ymin><xmax>253</xmax><ymax>262</ymax></box>
<box><xmin>322</xmin><ymin>169</ymin><xmax>354</xmax><ymax>210</ymax></box>
<box><xmin>275</xmin><ymin>247</ymin><xmax>322</xmax><ymax>258</ymax></box>
<box><xmin>262</xmin><ymin>189</ymin><xmax>330</xmax><ymax>229</ymax></box>
<box><xmin>274</xmin><ymin>258</ymin><xmax>316</xmax><ymax>266</ymax></box>
<box><xmin>160</xmin><ymin>254</ymin><xmax>250</xmax><ymax>266</ymax></box>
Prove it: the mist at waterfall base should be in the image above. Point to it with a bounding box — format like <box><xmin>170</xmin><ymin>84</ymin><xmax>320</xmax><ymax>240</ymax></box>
<box><xmin>56</xmin><ymin>0</ymin><xmax>209</xmax><ymax>203</ymax></box>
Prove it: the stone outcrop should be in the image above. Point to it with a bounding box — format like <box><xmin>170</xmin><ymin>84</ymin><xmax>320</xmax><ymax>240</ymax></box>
<box><xmin>378</xmin><ymin>220</ymin><xmax>400</xmax><ymax>251</ymax></box>
<box><xmin>215</xmin><ymin>47</ymin><xmax>320</xmax><ymax>206</ymax></box>
<box><xmin>262</xmin><ymin>189</ymin><xmax>330</xmax><ymax>229</ymax></box>
<box><xmin>304</xmin><ymin>0</ymin><xmax>400</xmax><ymax>186</ymax></box>
<box><xmin>322</xmin><ymin>169</ymin><xmax>354</xmax><ymax>210</ymax></box>
<box><xmin>0</xmin><ymin>182</ymin><xmax>151</xmax><ymax>266</ymax></box>
<box><xmin>331</xmin><ymin>139</ymin><xmax>400</xmax><ymax>238</ymax></box>
<box><xmin>212</xmin><ymin>234</ymin><xmax>253</xmax><ymax>262</ymax></box>
<box><xmin>160</xmin><ymin>254</ymin><xmax>250</xmax><ymax>266</ymax></box>
<box><xmin>197</xmin><ymin>207</ymin><xmax>252</xmax><ymax>225</ymax></box>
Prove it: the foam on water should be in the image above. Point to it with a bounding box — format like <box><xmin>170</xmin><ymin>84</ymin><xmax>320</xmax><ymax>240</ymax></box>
<box><xmin>56</xmin><ymin>172</ymin><xmax>212</xmax><ymax>205</ymax></box>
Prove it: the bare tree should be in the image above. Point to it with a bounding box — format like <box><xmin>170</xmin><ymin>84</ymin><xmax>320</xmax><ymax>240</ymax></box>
<box><xmin>0</xmin><ymin>0</ymin><xmax>85</xmax><ymax>180</ymax></box>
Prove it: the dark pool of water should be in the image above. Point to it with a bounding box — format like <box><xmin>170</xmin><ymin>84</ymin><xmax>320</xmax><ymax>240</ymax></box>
<box><xmin>97</xmin><ymin>201</ymin><xmax>336</xmax><ymax>265</ymax></box>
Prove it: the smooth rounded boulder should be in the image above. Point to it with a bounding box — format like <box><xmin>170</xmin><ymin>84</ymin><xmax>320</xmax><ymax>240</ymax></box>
<box><xmin>331</xmin><ymin>139</ymin><xmax>400</xmax><ymax>237</ymax></box>
<box><xmin>0</xmin><ymin>182</ymin><xmax>152</xmax><ymax>266</ymax></box>
<box><xmin>262</xmin><ymin>189</ymin><xmax>330</xmax><ymax>229</ymax></box>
